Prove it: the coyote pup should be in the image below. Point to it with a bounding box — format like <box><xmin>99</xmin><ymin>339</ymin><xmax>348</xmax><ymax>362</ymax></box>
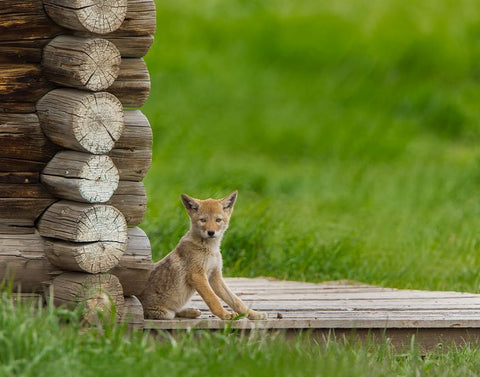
<box><xmin>138</xmin><ymin>191</ymin><xmax>266</xmax><ymax>320</ymax></box>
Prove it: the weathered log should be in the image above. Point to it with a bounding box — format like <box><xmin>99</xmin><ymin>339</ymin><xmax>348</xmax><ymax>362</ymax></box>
<box><xmin>108</xmin><ymin>109</ymin><xmax>152</xmax><ymax>182</ymax></box>
<box><xmin>107</xmin><ymin>181</ymin><xmax>146</xmax><ymax>225</ymax></box>
<box><xmin>0</xmin><ymin>222</ymin><xmax>35</xmax><ymax>235</ymax></box>
<box><xmin>0</xmin><ymin>64</ymin><xmax>53</xmax><ymax>103</ymax></box>
<box><xmin>44</xmin><ymin>238</ymin><xmax>124</xmax><ymax>274</ymax></box>
<box><xmin>107</xmin><ymin>58</ymin><xmax>150</xmax><ymax>108</ymax></box>
<box><xmin>0</xmin><ymin>39</ymin><xmax>52</xmax><ymax>64</ymax></box>
<box><xmin>0</xmin><ymin>232</ymin><xmax>61</xmax><ymax>293</ymax></box>
<box><xmin>43</xmin><ymin>0</ymin><xmax>127</xmax><ymax>35</ymax></box>
<box><xmin>115</xmin><ymin>110</ymin><xmax>153</xmax><ymax>149</ymax></box>
<box><xmin>0</xmin><ymin>114</ymin><xmax>58</xmax><ymax>171</ymax></box>
<box><xmin>120</xmin><ymin>295</ymin><xmax>144</xmax><ymax>330</ymax></box>
<box><xmin>0</xmin><ymin>178</ymin><xmax>56</xmax><ymax>226</ymax></box>
<box><xmin>46</xmin><ymin>272</ymin><xmax>124</xmax><ymax>323</ymax></box>
<box><xmin>110</xmin><ymin>227</ymin><xmax>153</xmax><ymax>296</ymax></box>
<box><xmin>41</xmin><ymin>151</ymin><xmax>119</xmax><ymax>203</ymax></box>
<box><xmin>0</xmin><ymin>103</ymin><xmax>37</xmax><ymax>114</ymax></box>
<box><xmin>110</xmin><ymin>0</ymin><xmax>156</xmax><ymax>37</ymax></box>
<box><xmin>0</xmin><ymin>1</ymin><xmax>64</xmax><ymax>42</ymax></box>
<box><xmin>36</xmin><ymin>89</ymin><xmax>124</xmax><ymax>154</ymax></box>
<box><xmin>109</xmin><ymin>148</ymin><xmax>152</xmax><ymax>181</ymax></box>
<box><xmin>42</xmin><ymin>36</ymin><xmax>121</xmax><ymax>91</ymax></box>
<box><xmin>37</xmin><ymin>201</ymin><xmax>128</xmax><ymax>245</ymax></box>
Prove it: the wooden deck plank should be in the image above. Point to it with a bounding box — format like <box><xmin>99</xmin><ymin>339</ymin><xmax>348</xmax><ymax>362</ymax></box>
<box><xmin>144</xmin><ymin>278</ymin><xmax>480</xmax><ymax>348</ymax></box>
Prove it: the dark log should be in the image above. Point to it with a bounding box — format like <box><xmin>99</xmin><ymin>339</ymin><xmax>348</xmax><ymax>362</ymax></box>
<box><xmin>110</xmin><ymin>227</ymin><xmax>153</xmax><ymax>296</ymax></box>
<box><xmin>0</xmin><ymin>232</ymin><xmax>61</xmax><ymax>293</ymax></box>
<box><xmin>120</xmin><ymin>295</ymin><xmax>144</xmax><ymax>330</ymax></box>
<box><xmin>37</xmin><ymin>201</ymin><xmax>128</xmax><ymax>245</ymax></box>
<box><xmin>0</xmin><ymin>1</ymin><xmax>64</xmax><ymax>42</ymax></box>
<box><xmin>0</xmin><ymin>39</ymin><xmax>51</xmax><ymax>64</ymax></box>
<box><xmin>36</xmin><ymin>89</ymin><xmax>124</xmax><ymax>154</ymax></box>
<box><xmin>0</xmin><ymin>113</ymin><xmax>58</xmax><ymax>171</ymax></box>
<box><xmin>42</xmin><ymin>36</ymin><xmax>121</xmax><ymax>91</ymax></box>
<box><xmin>45</xmin><ymin>272</ymin><xmax>124</xmax><ymax>323</ymax></box>
<box><xmin>107</xmin><ymin>58</ymin><xmax>150</xmax><ymax>108</ymax></box>
<box><xmin>43</xmin><ymin>0</ymin><xmax>127</xmax><ymax>35</ymax></box>
<box><xmin>41</xmin><ymin>151</ymin><xmax>119</xmax><ymax>203</ymax></box>
<box><xmin>107</xmin><ymin>181</ymin><xmax>146</xmax><ymax>225</ymax></box>
<box><xmin>0</xmin><ymin>103</ymin><xmax>37</xmax><ymax>114</ymax></box>
<box><xmin>0</xmin><ymin>222</ymin><xmax>35</xmax><ymax>235</ymax></box>
<box><xmin>2</xmin><ymin>59</ymin><xmax>147</xmax><ymax>108</ymax></box>
<box><xmin>0</xmin><ymin>64</ymin><xmax>53</xmax><ymax>103</ymax></box>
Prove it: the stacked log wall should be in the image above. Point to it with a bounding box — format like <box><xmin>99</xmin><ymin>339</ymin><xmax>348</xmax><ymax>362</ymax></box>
<box><xmin>0</xmin><ymin>0</ymin><xmax>156</xmax><ymax>328</ymax></box>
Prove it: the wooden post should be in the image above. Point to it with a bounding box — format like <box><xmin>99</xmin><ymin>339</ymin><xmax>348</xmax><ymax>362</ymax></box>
<box><xmin>42</xmin><ymin>36</ymin><xmax>121</xmax><ymax>91</ymax></box>
<box><xmin>110</xmin><ymin>227</ymin><xmax>153</xmax><ymax>296</ymax></box>
<box><xmin>46</xmin><ymin>272</ymin><xmax>124</xmax><ymax>323</ymax></box>
<box><xmin>37</xmin><ymin>201</ymin><xmax>128</xmax><ymax>245</ymax></box>
<box><xmin>41</xmin><ymin>151</ymin><xmax>119</xmax><ymax>203</ymax></box>
<box><xmin>36</xmin><ymin>89</ymin><xmax>124</xmax><ymax>154</ymax></box>
<box><xmin>43</xmin><ymin>0</ymin><xmax>128</xmax><ymax>35</ymax></box>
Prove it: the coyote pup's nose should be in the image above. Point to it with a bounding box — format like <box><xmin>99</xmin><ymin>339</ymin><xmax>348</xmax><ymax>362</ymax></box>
<box><xmin>207</xmin><ymin>230</ymin><xmax>215</xmax><ymax>237</ymax></box>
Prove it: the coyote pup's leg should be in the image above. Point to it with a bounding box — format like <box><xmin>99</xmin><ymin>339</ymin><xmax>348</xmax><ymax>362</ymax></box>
<box><xmin>144</xmin><ymin>306</ymin><xmax>176</xmax><ymax>320</ymax></box>
<box><xmin>176</xmin><ymin>308</ymin><xmax>202</xmax><ymax>318</ymax></box>
<box><xmin>189</xmin><ymin>272</ymin><xmax>238</xmax><ymax>320</ymax></box>
<box><xmin>210</xmin><ymin>271</ymin><xmax>267</xmax><ymax>320</ymax></box>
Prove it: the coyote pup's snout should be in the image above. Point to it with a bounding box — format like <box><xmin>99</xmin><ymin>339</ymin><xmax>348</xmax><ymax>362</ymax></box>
<box><xmin>138</xmin><ymin>191</ymin><xmax>267</xmax><ymax>321</ymax></box>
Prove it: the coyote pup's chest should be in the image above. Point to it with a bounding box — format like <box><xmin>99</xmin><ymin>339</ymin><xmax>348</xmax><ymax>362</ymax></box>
<box><xmin>202</xmin><ymin>247</ymin><xmax>223</xmax><ymax>276</ymax></box>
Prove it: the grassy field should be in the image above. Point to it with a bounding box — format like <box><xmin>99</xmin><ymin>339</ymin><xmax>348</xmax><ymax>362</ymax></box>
<box><xmin>4</xmin><ymin>0</ymin><xmax>480</xmax><ymax>375</ymax></box>
<box><xmin>143</xmin><ymin>0</ymin><xmax>480</xmax><ymax>293</ymax></box>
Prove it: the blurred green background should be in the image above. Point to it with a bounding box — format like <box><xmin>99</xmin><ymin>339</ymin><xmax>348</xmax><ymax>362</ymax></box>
<box><xmin>142</xmin><ymin>0</ymin><xmax>480</xmax><ymax>292</ymax></box>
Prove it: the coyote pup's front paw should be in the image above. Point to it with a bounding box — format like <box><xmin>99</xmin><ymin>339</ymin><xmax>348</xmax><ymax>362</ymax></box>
<box><xmin>247</xmin><ymin>310</ymin><xmax>267</xmax><ymax>320</ymax></box>
<box><xmin>218</xmin><ymin>310</ymin><xmax>238</xmax><ymax>320</ymax></box>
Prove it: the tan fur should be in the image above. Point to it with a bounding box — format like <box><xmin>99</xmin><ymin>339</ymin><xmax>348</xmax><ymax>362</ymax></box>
<box><xmin>138</xmin><ymin>191</ymin><xmax>266</xmax><ymax>320</ymax></box>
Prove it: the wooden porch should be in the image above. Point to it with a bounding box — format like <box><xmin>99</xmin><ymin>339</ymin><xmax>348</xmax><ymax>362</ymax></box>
<box><xmin>144</xmin><ymin>277</ymin><xmax>480</xmax><ymax>349</ymax></box>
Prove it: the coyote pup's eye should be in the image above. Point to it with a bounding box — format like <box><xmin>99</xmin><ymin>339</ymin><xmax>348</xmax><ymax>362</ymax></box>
<box><xmin>216</xmin><ymin>218</ymin><xmax>222</xmax><ymax>223</ymax></box>
<box><xmin>199</xmin><ymin>218</ymin><xmax>207</xmax><ymax>223</ymax></box>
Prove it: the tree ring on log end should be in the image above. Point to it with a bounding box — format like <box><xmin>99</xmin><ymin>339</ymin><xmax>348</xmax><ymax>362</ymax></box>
<box><xmin>48</xmin><ymin>272</ymin><xmax>124</xmax><ymax>323</ymax></box>
<box><xmin>45</xmin><ymin>239</ymin><xmax>124</xmax><ymax>274</ymax></box>
<box><xmin>44</xmin><ymin>0</ymin><xmax>128</xmax><ymax>35</ymax></box>
<box><xmin>42</xmin><ymin>36</ymin><xmax>121</xmax><ymax>91</ymax></box>
<box><xmin>37</xmin><ymin>89</ymin><xmax>124</xmax><ymax>154</ymax></box>
<box><xmin>42</xmin><ymin>151</ymin><xmax>119</xmax><ymax>203</ymax></box>
<box><xmin>37</xmin><ymin>201</ymin><xmax>128</xmax><ymax>245</ymax></box>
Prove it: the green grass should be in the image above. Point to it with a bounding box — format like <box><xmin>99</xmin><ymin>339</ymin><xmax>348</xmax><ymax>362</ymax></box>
<box><xmin>142</xmin><ymin>0</ymin><xmax>480</xmax><ymax>293</ymax></box>
<box><xmin>5</xmin><ymin>0</ymin><xmax>480</xmax><ymax>375</ymax></box>
<box><xmin>3</xmin><ymin>291</ymin><xmax>480</xmax><ymax>377</ymax></box>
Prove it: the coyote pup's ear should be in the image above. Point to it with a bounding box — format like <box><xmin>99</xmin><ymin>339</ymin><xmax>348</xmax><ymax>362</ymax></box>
<box><xmin>181</xmin><ymin>194</ymin><xmax>200</xmax><ymax>212</ymax></box>
<box><xmin>221</xmin><ymin>190</ymin><xmax>238</xmax><ymax>211</ymax></box>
